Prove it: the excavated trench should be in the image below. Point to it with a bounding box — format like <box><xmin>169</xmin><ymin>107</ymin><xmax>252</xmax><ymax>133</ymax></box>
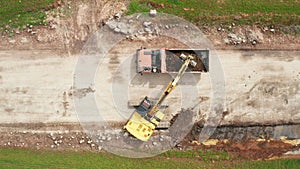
<box><xmin>187</xmin><ymin>123</ymin><xmax>300</xmax><ymax>142</ymax></box>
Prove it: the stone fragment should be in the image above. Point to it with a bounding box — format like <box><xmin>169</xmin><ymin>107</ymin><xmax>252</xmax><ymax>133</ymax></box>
<box><xmin>149</xmin><ymin>9</ymin><xmax>157</xmax><ymax>17</ymax></box>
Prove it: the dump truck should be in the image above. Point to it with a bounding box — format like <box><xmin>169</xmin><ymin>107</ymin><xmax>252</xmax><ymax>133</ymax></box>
<box><xmin>136</xmin><ymin>49</ymin><xmax>209</xmax><ymax>74</ymax></box>
<box><xmin>124</xmin><ymin>53</ymin><xmax>202</xmax><ymax>141</ymax></box>
<box><xmin>129</xmin><ymin>48</ymin><xmax>209</xmax><ymax>107</ymax></box>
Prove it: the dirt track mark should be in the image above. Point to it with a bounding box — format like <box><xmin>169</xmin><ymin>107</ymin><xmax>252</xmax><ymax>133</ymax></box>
<box><xmin>73</xmin><ymin>87</ymin><xmax>95</xmax><ymax>99</ymax></box>
<box><xmin>228</xmin><ymin>77</ymin><xmax>300</xmax><ymax>125</ymax></box>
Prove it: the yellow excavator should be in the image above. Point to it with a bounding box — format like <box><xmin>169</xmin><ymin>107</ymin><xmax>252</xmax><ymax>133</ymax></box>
<box><xmin>124</xmin><ymin>54</ymin><xmax>197</xmax><ymax>141</ymax></box>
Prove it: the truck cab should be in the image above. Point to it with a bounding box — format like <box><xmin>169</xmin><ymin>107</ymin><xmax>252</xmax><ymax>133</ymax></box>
<box><xmin>136</xmin><ymin>49</ymin><xmax>162</xmax><ymax>73</ymax></box>
<box><xmin>136</xmin><ymin>49</ymin><xmax>209</xmax><ymax>74</ymax></box>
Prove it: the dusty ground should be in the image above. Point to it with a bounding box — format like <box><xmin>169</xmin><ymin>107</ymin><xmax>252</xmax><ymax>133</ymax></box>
<box><xmin>1</xmin><ymin>43</ymin><xmax>299</xmax><ymax>125</ymax></box>
<box><xmin>0</xmin><ymin>0</ymin><xmax>299</xmax><ymax>160</ymax></box>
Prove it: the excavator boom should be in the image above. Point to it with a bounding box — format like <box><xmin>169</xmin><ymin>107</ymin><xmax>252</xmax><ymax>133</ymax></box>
<box><xmin>148</xmin><ymin>55</ymin><xmax>193</xmax><ymax>116</ymax></box>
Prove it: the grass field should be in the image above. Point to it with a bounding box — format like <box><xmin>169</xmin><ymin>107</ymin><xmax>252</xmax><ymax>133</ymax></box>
<box><xmin>0</xmin><ymin>0</ymin><xmax>54</xmax><ymax>34</ymax></box>
<box><xmin>1</xmin><ymin>0</ymin><xmax>300</xmax><ymax>35</ymax></box>
<box><xmin>0</xmin><ymin>148</ymin><xmax>299</xmax><ymax>169</ymax></box>
<box><xmin>128</xmin><ymin>0</ymin><xmax>300</xmax><ymax>26</ymax></box>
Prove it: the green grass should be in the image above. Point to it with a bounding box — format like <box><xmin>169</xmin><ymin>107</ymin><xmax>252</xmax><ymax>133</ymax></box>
<box><xmin>0</xmin><ymin>0</ymin><xmax>54</xmax><ymax>33</ymax></box>
<box><xmin>127</xmin><ymin>0</ymin><xmax>300</xmax><ymax>27</ymax></box>
<box><xmin>164</xmin><ymin>149</ymin><xmax>231</xmax><ymax>162</ymax></box>
<box><xmin>0</xmin><ymin>148</ymin><xmax>299</xmax><ymax>169</ymax></box>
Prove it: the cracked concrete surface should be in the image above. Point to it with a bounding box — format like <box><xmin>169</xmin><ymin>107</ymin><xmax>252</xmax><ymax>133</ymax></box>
<box><xmin>0</xmin><ymin>49</ymin><xmax>299</xmax><ymax>126</ymax></box>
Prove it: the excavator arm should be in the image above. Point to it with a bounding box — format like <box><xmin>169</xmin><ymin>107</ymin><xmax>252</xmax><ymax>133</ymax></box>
<box><xmin>148</xmin><ymin>54</ymin><xmax>194</xmax><ymax>116</ymax></box>
<box><xmin>124</xmin><ymin>54</ymin><xmax>196</xmax><ymax>141</ymax></box>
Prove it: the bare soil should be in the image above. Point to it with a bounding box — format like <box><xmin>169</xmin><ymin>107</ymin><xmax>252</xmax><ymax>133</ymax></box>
<box><xmin>0</xmin><ymin>123</ymin><xmax>298</xmax><ymax>160</ymax></box>
<box><xmin>181</xmin><ymin>139</ymin><xmax>298</xmax><ymax>160</ymax></box>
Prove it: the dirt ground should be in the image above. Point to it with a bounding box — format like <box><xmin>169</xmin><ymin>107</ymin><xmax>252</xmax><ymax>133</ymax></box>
<box><xmin>0</xmin><ymin>123</ymin><xmax>299</xmax><ymax>160</ymax></box>
<box><xmin>189</xmin><ymin>139</ymin><xmax>299</xmax><ymax>160</ymax></box>
<box><xmin>1</xmin><ymin>0</ymin><xmax>299</xmax><ymax>52</ymax></box>
<box><xmin>0</xmin><ymin>0</ymin><xmax>299</xmax><ymax>160</ymax></box>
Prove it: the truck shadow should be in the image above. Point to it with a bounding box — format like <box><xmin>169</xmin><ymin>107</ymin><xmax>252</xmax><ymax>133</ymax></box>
<box><xmin>130</xmin><ymin>55</ymin><xmax>202</xmax><ymax>88</ymax></box>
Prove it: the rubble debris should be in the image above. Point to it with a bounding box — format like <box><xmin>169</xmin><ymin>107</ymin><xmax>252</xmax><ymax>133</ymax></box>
<box><xmin>14</xmin><ymin>29</ymin><xmax>20</xmax><ymax>34</ymax></box>
<box><xmin>20</xmin><ymin>37</ymin><xmax>29</xmax><ymax>43</ymax></box>
<box><xmin>263</xmin><ymin>27</ymin><xmax>269</xmax><ymax>32</ymax></box>
<box><xmin>136</xmin><ymin>14</ymin><xmax>141</xmax><ymax>19</ymax></box>
<box><xmin>226</xmin><ymin>33</ymin><xmax>243</xmax><ymax>45</ymax></box>
<box><xmin>0</xmin><ymin>123</ymin><xmax>297</xmax><ymax>160</ymax></box>
<box><xmin>149</xmin><ymin>9</ymin><xmax>157</xmax><ymax>17</ymax></box>
<box><xmin>87</xmin><ymin>139</ymin><xmax>93</xmax><ymax>144</ymax></box>
<box><xmin>50</xmin><ymin>24</ymin><xmax>57</xmax><ymax>30</ymax></box>
<box><xmin>79</xmin><ymin>139</ymin><xmax>85</xmax><ymax>144</ymax></box>
<box><xmin>114</xmin><ymin>12</ymin><xmax>122</xmax><ymax>19</ymax></box>
<box><xmin>270</xmin><ymin>28</ymin><xmax>275</xmax><ymax>33</ymax></box>
<box><xmin>144</xmin><ymin>27</ymin><xmax>152</xmax><ymax>33</ymax></box>
<box><xmin>143</xmin><ymin>21</ymin><xmax>152</xmax><ymax>27</ymax></box>
<box><xmin>101</xmin><ymin>136</ymin><xmax>106</xmax><ymax>141</ymax></box>
<box><xmin>27</xmin><ymin>29</ymin><xmax>32</xmax><ymax>33</ymax></box>
<box><xmin>114</xmin><ymin>27</ymin><xmax>121</xmax><ymax>33</ymax></box>
<box><xmin>8</xmin><ymin>39</ymin><xmax>16</xmax><ymax>44</ymax></box>
<box><xmin>128</xmin><ymin>19</ymin><xmax>134</xmax><ymax>24</ymax></box>
<box><xmin>154</xmin><ymin>26</ymin><xmax>160</xmax><ymax>35</ymax></box>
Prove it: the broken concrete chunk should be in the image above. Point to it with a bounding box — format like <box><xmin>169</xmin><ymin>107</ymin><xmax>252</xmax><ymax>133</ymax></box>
<box><xmin>79</xmin><ymin>139</ymin><xmax>85</xmax><ymax>144</ymax></box>
<box><xmin>144</xmin><ymin>27</ymin><xmax>152</xmax><ymax>33</ymax></box>
<box><xmin>114</xmin><ymin>27</ymin><xmax>121</xmax><ymax>33</ymax></box>
<box><xmin>143</xmin><ymin>21</ymin><xmax>152</xmax><ymax>27</ymax></box>
<box><xmin>114</xmin><ymin>12</ymin><xmax>122</xmax><ymax>19</ymax></box>
<box><xmin>149</xmin><ymin>9</ymin><xmax>157</xmax><ymax>17</ymax></box>
<box><xmin>9</xmin><ymin>39</ymin><xmax>16</xmax><ymax>44</ymax></box>
<box><xmin>128</xmin><ymin>19</ymin><xmax>134</xmax><ymax>24</ymax></box>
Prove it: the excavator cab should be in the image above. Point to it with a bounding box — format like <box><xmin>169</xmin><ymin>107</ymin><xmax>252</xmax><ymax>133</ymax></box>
<box><xmin>136</xmin><ymin>97</ymin><xmax>152</xmax><ymax>116</ymax></box>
